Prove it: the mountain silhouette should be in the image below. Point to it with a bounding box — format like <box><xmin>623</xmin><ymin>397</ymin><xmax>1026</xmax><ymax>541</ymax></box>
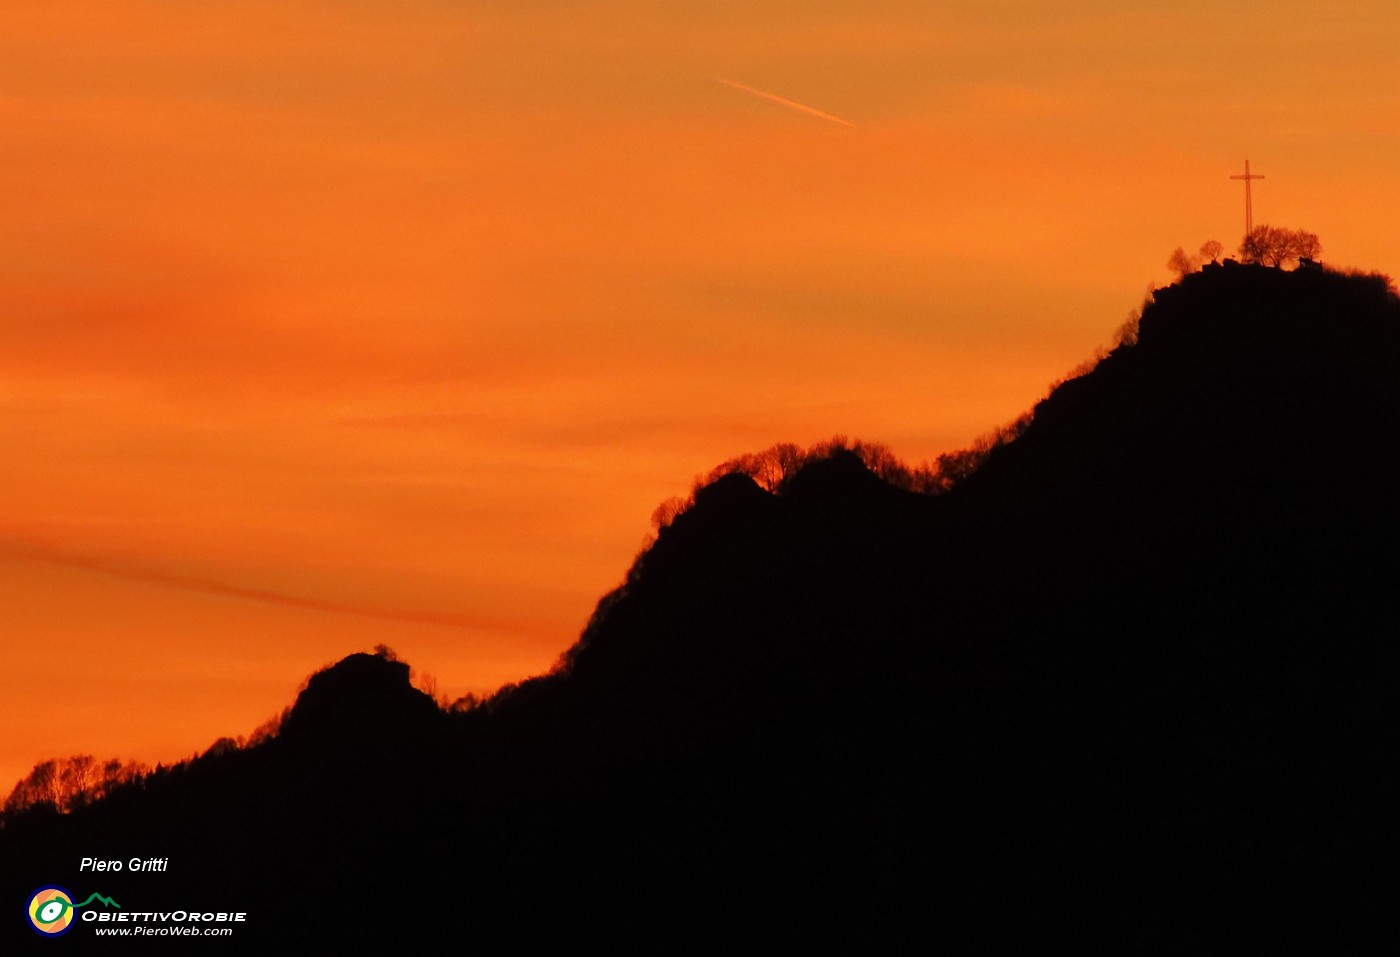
<box><xmin>279</xmin><ymin>650</ymin><xmax>438</xmax><ymax>742</ymax></box>
<box><xmin>4</xmin><ymin>263</ymin><xmax>1396</xmax><ymax>949</ymax></box>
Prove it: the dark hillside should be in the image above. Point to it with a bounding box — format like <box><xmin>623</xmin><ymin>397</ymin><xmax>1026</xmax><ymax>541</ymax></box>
<box><xmin>4</xmin><ymin>264</ymin><xmax>1397</xmax><ymax>949</ymax></box>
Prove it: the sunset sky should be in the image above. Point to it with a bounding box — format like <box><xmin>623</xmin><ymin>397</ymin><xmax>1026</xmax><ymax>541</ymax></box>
<box><xmin>4</xmin><ymin>1</ymin><xmax>1400</xmax><ymax>789</ymax></box>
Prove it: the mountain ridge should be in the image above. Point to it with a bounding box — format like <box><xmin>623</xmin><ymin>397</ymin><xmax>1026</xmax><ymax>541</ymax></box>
<box><xmin>5</xmin><ymin>262</ymin><xmax>1398</xmax><ymax>948</ymax></box>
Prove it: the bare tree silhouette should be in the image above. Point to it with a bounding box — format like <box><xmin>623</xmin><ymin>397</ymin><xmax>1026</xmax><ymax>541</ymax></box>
<box><xmin>1168</xmin><ymin>247</ymin><xmax>1198</xmax><ymax>280</ymax></box>
<box><xmin>1240</xmin><ymin>225</ymin><xmax>1322</xmax><ymax>269</ymax></box>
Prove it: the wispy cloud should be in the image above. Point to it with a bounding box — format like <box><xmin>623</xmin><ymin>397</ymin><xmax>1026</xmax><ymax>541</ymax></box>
<box><xmin>714</xmin><ymin>78</ymin><xmax>855</xmax><ymax>127</ymax></box>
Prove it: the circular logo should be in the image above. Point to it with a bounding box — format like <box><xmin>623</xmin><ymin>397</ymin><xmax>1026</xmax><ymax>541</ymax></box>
<box><xmin>27</xmin><ymin>886</ymin><xmax>76</xmax><ymax>937</ymax></box>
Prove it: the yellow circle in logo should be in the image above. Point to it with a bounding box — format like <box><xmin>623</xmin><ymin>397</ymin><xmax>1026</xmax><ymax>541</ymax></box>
<box><xmin>28</xmin><ymin>887</ymin><xmax>75</xmax><ymax>936</ymax></box>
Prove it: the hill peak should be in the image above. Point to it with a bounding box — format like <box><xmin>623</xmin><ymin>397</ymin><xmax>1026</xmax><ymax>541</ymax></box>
<box><xmin>1140</xmin><ymin>262</ymin><xmax>1397</xmax><ymax>352</ymax></box>
<box><xmin>280</xmin><ymin>650</ymin><xmax>438</xmax><ymax>741</ymax></box>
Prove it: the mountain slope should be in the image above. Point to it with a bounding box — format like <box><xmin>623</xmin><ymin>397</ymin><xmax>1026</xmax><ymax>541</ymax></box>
<box><xmin>4</xmin><ymin>263</ymin><xmax>1397</xmax><ymax>948</ymax></box>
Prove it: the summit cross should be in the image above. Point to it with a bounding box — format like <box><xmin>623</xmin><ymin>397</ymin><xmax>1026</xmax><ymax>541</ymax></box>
<box><xmin>1230</xmin><ymin>159</ymin><xmax>1265</xmax><ymax>236</ymax></box>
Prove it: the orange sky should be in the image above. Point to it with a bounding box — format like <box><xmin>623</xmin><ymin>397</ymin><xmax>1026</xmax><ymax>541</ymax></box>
<box><xmin>4</xmin><ymin>1</ymin><xmax>1400</xmax><ymax>790</ymax></box>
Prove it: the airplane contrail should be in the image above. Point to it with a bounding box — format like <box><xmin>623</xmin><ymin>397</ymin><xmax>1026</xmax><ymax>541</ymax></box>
<box><xmin>0</xmin><ymin>537</ymin><xmax>528</xmax><ymax>635</ymax></box>
<box><xmin>714</xmin><ymin>78</ymin><xmax>856</xmax><ymax>128</ymax></box>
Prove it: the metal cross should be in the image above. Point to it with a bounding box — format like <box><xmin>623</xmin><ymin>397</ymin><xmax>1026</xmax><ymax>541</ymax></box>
<box><xmin>1230</xmin><ymin>159</ymin><xmax>1265</xmax><ymax>236</ymax></box>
